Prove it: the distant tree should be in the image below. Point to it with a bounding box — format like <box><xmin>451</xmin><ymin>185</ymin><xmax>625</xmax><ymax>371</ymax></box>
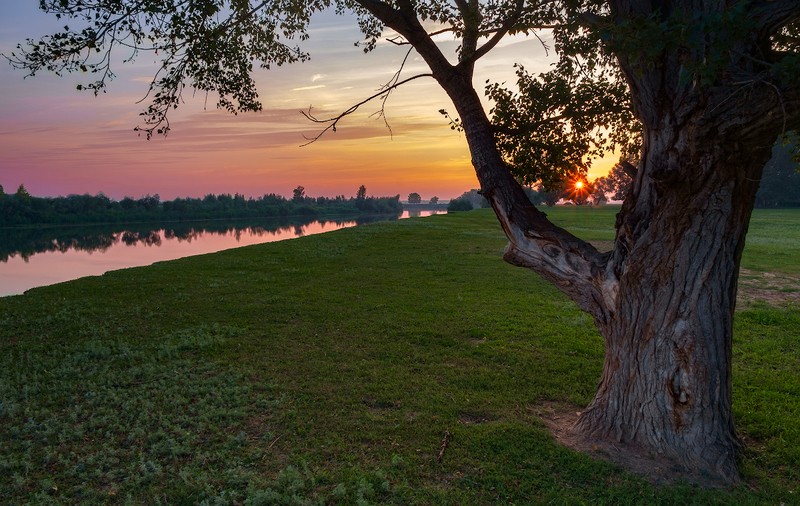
<box><xmin>15</xmin><ymin>184</ymin><xmax>31</xmax><ymax>203</ymax></box>
<box><xmin>355</xmin><ymin>185</ymin><xmax>369</xmax><ymax>210</ymax></box>
<box><xmin>429</xmin><ymin>196</ymin><xmax>439</xmax><ymax>205</ymax></box>
<box><xmin>755</xmin><ymin>141</ymin><xmax>800</xmax><ymax>208</ymax></box>
<box><xmin>138</xmin><ymin>194</ymin><xmax>160</xmax><ymax>211</ymax></box>
<box><xmin>292</xmin><ymin>186</ymin><xmax>306</xmax><ymax>203</ymax></box>
<box><xmin>0</xmin><ymin>184</ymin><xmax>5</xmax><ymax>200</ymax></box>
<box><xmin>119</xmin><ymin>196</ymin><xmax>136</xmax><ymax>211</ymax></box>
<box><xmin>455</xmin><ymin>189</ymin><xmax>490</xmax><ymax>209</ymax></box>
<box><xmin>590</xmin><ymin>189</ymin><xmax>607</xmax><ymax>206</ymax></box>
<box><xmin>407</xmin><ymin>192</ymin><xmax>421</xmax><ymax>204</ymax></box>
<box><xmin>447</xmin><ymin>198</ymin><xmax>473</xmax><ymax>212</ymax></box>
<box><xmin>539</xmin><ymin>188</ymin><xmax>562</xmax><ymax>207</ymax></box>
<box><xmin>593</xmin><ymin>163</ymin><xmax>634</xmax><ymax>202</ymax></box>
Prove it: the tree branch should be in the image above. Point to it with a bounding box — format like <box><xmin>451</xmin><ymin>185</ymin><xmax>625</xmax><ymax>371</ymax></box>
<box><xmin>464</xmin><ymin>0</ymin><xmax>525</xmax><ymax>65</ymax></box>
<box><xmin>354</xmin><ymin>0</ymin><xmax>453</xmax><ymax>73</ymax></box>
<box><xmin>299</xmin><ymin>72</ymin><xmax>433</xmax><ymax>146</ymax></box>
<box><xmin>388</xmin><ymin>22</ymin><xmax>559</xmax><ymax>48</ymax></box>
<box><xmin>455</xmin><ymin>0</ymin><xmax>481</xmax><ymax>67</ymax></box>
<box><xmin>620</xmin><ymin>160</ymin><xmax>638</xmax><ymax>178</ymax></box>
<box><xmin>488</xmin><ymin>188</ymin><xmax>616</xmax><ymax>324</ymax></box>
<box><xmin>386</xmin><ymin>26</ymin><xmax>455</xmax><ymax>46</ymax></box>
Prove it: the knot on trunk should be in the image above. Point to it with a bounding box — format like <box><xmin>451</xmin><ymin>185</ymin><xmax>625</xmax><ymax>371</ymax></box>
<box><xmin>671</xmin><ymin>370</ymin><xmax>691</xmax><ymax>404</ymax></box>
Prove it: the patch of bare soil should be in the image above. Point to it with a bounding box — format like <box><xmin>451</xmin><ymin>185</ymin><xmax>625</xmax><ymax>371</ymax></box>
<box><xmin>535</xmin><ymin>402</ymin><xmax>736</xmax><ymax>488</ymax></box>
<box><xmin>737</xmin><ymin>269</ymin><xmax>800</xmax><ymax>307</ymax></box>
<box><xmin>457</xmin><ymin>412</ymin><xmax>495</xmax><ymax>425</ymax></box>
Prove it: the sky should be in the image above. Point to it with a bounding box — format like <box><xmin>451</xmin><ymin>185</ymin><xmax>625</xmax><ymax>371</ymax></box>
<box><xmin>0</xmin><ymin>4</ymin><xmax>616</xmax><ymax>201</ymax></box>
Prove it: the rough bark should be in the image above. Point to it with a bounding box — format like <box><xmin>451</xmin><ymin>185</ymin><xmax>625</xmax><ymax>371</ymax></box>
<box><xmin>576</xmin><ymin>1</ymin><xmax>800</xmax><ymax>483</ymax></box>
<box><xmin>573</xmin><ymin>126</ymin><xmax>772</xmax><ymax>484</ymax></box>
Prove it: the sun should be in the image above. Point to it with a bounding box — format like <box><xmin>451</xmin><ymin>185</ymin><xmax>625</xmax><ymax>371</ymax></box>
<box><xmin>565</xmin><ymin>176</ymin><xmax>592</xmax><ymax>205</ymax></box>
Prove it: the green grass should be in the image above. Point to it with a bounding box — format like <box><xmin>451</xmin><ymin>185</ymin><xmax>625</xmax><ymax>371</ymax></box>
<box><xmin>1</xmin><ymin>207</ymin><xmax>798</xmax><ymax>504</ymax></box>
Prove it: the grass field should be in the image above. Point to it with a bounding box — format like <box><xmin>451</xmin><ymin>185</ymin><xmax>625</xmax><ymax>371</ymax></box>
<box><xmin>1</xmin><ymin>207</ymin><xmax>798</xmax><ymax>504</ymax></box>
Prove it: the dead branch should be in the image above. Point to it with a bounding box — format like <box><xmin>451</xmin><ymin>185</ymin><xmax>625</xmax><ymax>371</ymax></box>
<box><xmin>437</xmin><ymin>429</ymin><xmax>451</xmax><ymax>463</ymax></box>
<box><xmin>300</xmin><ymin>48</ymin><xmax>432</xmax><ymax>146</ymax></box>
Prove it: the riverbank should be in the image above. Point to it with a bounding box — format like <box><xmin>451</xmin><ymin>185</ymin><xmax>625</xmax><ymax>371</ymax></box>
<box><xmin>0</xmin><ymin>211</ymin><xmax>444</xmax><ymax>296</ymax></box>
<box><xmin>1</xmin><ymin>208</ymin><xmax>797</xmax><ymax>503</ymax></box>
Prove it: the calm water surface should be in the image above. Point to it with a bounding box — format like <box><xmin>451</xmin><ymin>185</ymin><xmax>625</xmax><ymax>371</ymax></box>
<box><xmin>0</xmin><ymin>210</ymin><xmax>444</xmax><ymax>296</ymax></box>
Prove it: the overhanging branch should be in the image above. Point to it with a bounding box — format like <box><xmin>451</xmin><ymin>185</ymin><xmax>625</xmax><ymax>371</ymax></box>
<box><xmin>299</xmin><ymin>72</ymin><xmax>433</xmax><ymax>146</ymax></box>
<box><xmin>465</xmin><ymin>0</ymin><xmax>525</xmax><ymax>65</ymax></box>
<box><xmin>495</xmin><ymin>196</ymin><xmax>616</xmax><ymax>323</ymax></box>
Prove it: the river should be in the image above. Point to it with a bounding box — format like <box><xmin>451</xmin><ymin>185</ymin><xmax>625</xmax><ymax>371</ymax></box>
<box><xmin>0</xmin><ymin>210</ymin><xmax>444</xmax><ymax>297</ymax></box>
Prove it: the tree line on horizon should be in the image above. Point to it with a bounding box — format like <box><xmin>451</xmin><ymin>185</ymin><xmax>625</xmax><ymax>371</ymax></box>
<box><xmin>448</xmin><ymin>140</ymin><xmax>800</xmax><ymax>210</ymax></box>
<box><xmin>0</xmin><ymin>184</ymin><xmax>402</xmax><ymax>227</ymax></box>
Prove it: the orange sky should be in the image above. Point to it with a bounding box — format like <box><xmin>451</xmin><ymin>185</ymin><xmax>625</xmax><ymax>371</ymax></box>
<box><xmin>0</xmin><ymin>7</ymin><xmax>616</xmax><ymax>201</ymax></box>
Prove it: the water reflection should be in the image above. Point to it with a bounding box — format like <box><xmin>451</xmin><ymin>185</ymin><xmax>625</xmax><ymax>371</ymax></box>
<box><xmin>0</xmin><ymin>214</ymin><xmax>396</xmax><ymax>263</ymax></box>
<box><xmin>1</xmin><ymin>213</ymin><xmax>426</xmax><ymax>296</ymax></box>
<box><xmin>0</xmin><ymin>211</ymin><xmax>447</xmax><ymax>296</ymax></box>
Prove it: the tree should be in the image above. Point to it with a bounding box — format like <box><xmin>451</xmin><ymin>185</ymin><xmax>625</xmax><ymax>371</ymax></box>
<box><xmin>138</xmin><ymin>194</ymin><xmax>160</xmax><ymax>211</ymax></box>
<box><xmin>407</xmin><ymin>192</ymin><xmax>422</xmax><ymax>204</ymax></box>
<box><xmin>754</xmin><ymin>140</ymin><xmax>800</xmax><ymax>208</ymax></box>
<box><xmin>429</xmin><ymin>196</ymin><xmax>439</xmax><ymax>205</ymax></box>
<box><xmin>454</xmin><ymin>189</ymin><xmax>490</xmax><ymax>209</ymax></box>
<box><xmin>589</xmin><ymin>185</ymin><xmax>607</xmax><ymax>206</ymax></box>
<box><xmin>447</xmin><ymin>198</ymin><xmax>473</xmax><ymax>212</ymax></box>
<box><xmin>538</xmin><ymin>187</ymin><xmax>562</xmax><ymax>208</ymax></box>
<box><xmin>593</xmin><ymin>162</ymin><xmax>634</xmax><ymax>202</ymax></box>
<box><xmin>355</xmin><ymin>184</ymin><xmax>369</xmax><ymax>210</ymax></box>
<box><xmin>292</xmin><ymin>186</ymin><xmax>306</xmax><ymax>203</ymax></box>
<box><xmin>119</xmin><ymin>196</ymin><xmax>136</xmax><ymax>211</ymax></box>
<box><xmin>15</xmin><ymin>184</ymin><xmax>31</xmax><ymax>203</ymax></box>
<box><xmin>9</xmin><ymin>0</ymin><xmax>800</xmax><ymax>485</ymax></box>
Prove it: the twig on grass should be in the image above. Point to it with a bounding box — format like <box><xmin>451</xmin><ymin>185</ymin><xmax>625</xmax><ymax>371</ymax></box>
<box><xmin>437</xmin><ymin>429</ymin><xmax>451</xmax><ymax>463</ymax></box>
<box><xmin>268</xmin><ymin>435</ymin><xmax>282</xmax><ymax>450</ymax></box>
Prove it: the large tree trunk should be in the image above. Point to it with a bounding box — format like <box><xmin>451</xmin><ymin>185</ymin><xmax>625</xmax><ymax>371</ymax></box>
<box><xmin>572</xmin><ymin>124</ymin><xmax>772</xmax><ymax>484</ymax></box>
<box><xmin>447</xmin><ymin>84</ymin><xmax>773</xmax><ymax>485</ymax></box>
<box><xmin>432</xmin><ymin>52</ymin><xmax>784</xmax><ymax>483</ymax></box>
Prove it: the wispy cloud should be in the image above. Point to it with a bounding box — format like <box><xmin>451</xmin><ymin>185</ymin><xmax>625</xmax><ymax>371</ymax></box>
<box><xmin>292</xmin><ymin>85</ymin><xmax>327</xmax><ymax>92</ymax></box>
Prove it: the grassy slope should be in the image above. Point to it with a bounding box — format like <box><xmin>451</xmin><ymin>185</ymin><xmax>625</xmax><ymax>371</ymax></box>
<box><xmin>0</xmin><ymin>208</ymin><xmax>797</xmax><ymax>504</ymax></box>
